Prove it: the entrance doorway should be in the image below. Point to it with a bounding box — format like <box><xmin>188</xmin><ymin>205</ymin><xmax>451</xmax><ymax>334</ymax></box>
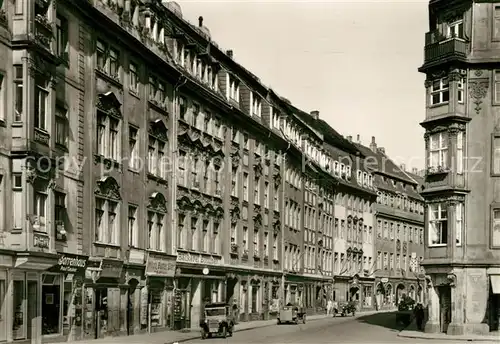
<box><xmin>438</xmin><ymin>286</ymin><xmax>451</xmax><ymax>333</ymax></box>
<box><xmin>42</xmin><ymin>274</ymin><xmax>61</xmax><ymax>335</ymax></box>
<box><xmin>127</xmin><ymin>279</ymin><xmax>139</xmax><ymax>335</ymax></box>
<box><xmin>95</xmin><ymin>288</ymin><xmax>108</xmax><ymax>339</ymax></box>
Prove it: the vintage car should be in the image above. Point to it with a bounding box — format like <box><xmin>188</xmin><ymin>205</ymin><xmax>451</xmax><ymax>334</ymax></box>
<box><xmin>199</xmin><ymin>302</ymin><xmax>234</xmax><ymax>339</ymax></box>
<box><xmin>277</xmin><ymin>304</ymin><xmax>306</xmax><ymax>324</ymax></box>
<box><xmin>339</xmin><ymin>301</ymin><xmax>357</xmax><ymax>317</ymax></box>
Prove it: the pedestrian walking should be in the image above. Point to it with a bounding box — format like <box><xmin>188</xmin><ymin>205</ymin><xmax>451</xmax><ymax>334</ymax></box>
<box><xmin>414</xmin><ymin>303</ymin><xmax>425</xmax><ymax>331</ymax></box>
<box><xmin>326</xmin><ymin>300</ymin><xmax>332</xmax><ymax>315</ymax></box>
<box><xmin>332</xmin><ymin>300</ymin><xmax>338</xmax><ymax>317</ymax></box>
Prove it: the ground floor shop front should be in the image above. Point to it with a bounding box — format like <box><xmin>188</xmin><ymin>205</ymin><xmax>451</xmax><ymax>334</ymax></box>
<box><xmin>0</xmin><ymin>251</ymin><xmax>89</xmax><ymax>344</ymax></box>
<box><xmin>334</xmin><ymin>274</ymin><xmax>375</xmax><ymax>311</ymax></box>
<box><xmin>374</xmin><ymin>276</ymin><xmax>424</xmax><ymax>310</ymax></box>
<box><xmin>424</xmin><ymin>266</ymin><xmax>500</xmax><ymax>336</ymax></box>
<box><xmin>284</xmin><ymin>274</ymin><xmax>334</xmax><ymax>315</ymax></box>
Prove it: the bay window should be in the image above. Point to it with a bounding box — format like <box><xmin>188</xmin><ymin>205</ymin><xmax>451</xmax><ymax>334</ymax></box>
<box><xmin>456</xmin><ymin>202</ymin><xmax>463</xmax><ymax>246</ymax></box>
<box><xmin>457</xmin><ymin>131</ymin><xmax>464</xmax><ymax>174</ymax></box>
<box><xmin>429</xmin><ymin>202</ymin><xmax>448</xmax><ymax>246</ymax></box>
<box><xmin>428</xmin><ymin>132</ymin><xmax>448</xmax><ymax>170</ymax></box>
<box><xmin>430</xmin><ymin>78</ymin><xmax>449</xmax><ymax>105</ymax></box>
<box><xmin>147</xmin><ymin>210</ymin><xmax>165</xmax><ymax>251</ymax></box>
<box><xmin>34</xmin><ymin>77</ymin><xmax>48</xmax><ymax>131</ymax></box>
<box><xmin>95</xmin><ymin>198</ymin><xmax>119</xmax><ymax>244</ymax></box>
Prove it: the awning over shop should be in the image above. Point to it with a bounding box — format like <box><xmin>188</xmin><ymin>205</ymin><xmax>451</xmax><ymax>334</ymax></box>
<box><xmin>491</xmin><ymin>275</ymin><xmax>500</xmax><ymax>294</ymax></box>
<box><xmin>15</xmin><ymin>256</ymin><xmax>57</xmax><ymax>270</ymax></box>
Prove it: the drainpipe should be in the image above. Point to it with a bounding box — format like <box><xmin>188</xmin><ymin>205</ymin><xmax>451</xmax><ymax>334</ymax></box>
<box><xmin>279</xmin><ymin>126</ymin><xmax>291</xmax><ymax>304</ymax></box>
<box><xmin>170</xmin><ymin>74</ymin><xmax>186</xmax><ymax>329</ymax></box>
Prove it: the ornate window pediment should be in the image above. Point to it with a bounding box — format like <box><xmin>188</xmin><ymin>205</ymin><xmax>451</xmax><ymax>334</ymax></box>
<box><xmin>97</xmin><ymin>92</ymin><xmax>122</xmax><ymax>118</ymax></box>
<box><xmin>148</xmin><ymin>192</ymin><xmax>167</xmax><ymax>212</ymax></box>
<box><xmin>95</xmin><ymin>176</ymin><xmax>121</xmax><ymax>200</ymax></box>
<box><xmin>149</xmin><ymin>119</ymin><xmax>168</xmax><ymax>141</ymax></box>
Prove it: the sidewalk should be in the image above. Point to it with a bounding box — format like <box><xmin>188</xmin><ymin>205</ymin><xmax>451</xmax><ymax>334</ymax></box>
<box><xmin>66</xmin><ymin>311</ymin><xmax>377</xmax><ymax>344</ymax></box>
<box><xmin>399</xmin><ymin>319</ymin><xmax>500</xmax><ymax>342</ymax></box>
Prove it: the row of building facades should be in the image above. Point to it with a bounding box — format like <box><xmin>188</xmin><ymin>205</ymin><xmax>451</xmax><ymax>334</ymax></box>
<box><xmin>0</xmin><ymin>0</ymin><xmax>425</xmax><ymax>342</ymax></box>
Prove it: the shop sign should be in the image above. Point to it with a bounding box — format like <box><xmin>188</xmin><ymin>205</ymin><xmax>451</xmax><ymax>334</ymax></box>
<box><xmin>33</xmin><ymin>233</ymin><xmax>49</xmax><ymax>249</ymax></box>
<box><xmin>49</xmin><ymin>253</ymin><xmax>88</xmax><ymax>275</ymax></box>
<box><xmin>177</xmin><ymin>252</ymin><xmax>222</xmax><ymax>266</ymax></box>
<box><xmin>0</xmin><ymin>254</ymin><xmax>13</xmax><ymax>267</ymax></box>
<box><xmin>145</xmin><ymin>252</ymin><xmax>176</xmax><ymax>277</ymax></box>
<box><xmin>99</xmin><ymin>259</ymin><xmax>123</xmax><ymax>278</ymax></box>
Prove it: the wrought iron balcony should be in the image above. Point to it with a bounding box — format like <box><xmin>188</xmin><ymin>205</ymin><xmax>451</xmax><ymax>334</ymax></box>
<box><xmin>422</xmin><ymin>31</ymin><xmax>467</xmax><ymax>68</ymax></box>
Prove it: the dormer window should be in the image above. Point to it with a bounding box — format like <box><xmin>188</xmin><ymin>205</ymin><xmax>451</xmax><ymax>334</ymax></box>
<box><xmin>176</xmin><ymin>41</ymin><xmax>185</xmax><ymax>66</ymax></box>
<box><xmin>346</xmin><ymin>165</ymin><xmax>351</xmax><ymax>179</ymax></box>
<box><xmin>430</xmin><ymin>78</ymin><xmax>449</xmax><ymax>105</ymax></box>
<box><xmin>228</xmin><ymin>75</ymin><xmax>239</xmax><ymax>101</ymax></box>
<box><xmin>251</xmin><ymin>93</ymin><xmax>262</xmax><ymax>117</ymax></box>
<box><xmin>447</xmin><ymin>20</ymin><xmax>464</xmax><ymax>39</ymax></box>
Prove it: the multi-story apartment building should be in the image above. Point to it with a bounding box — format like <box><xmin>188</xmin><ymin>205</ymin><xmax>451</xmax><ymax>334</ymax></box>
<box><xmin>419</xmin><ymin>0</ymin><xmax>500</xmax><ymax>335</ymax></box>
<box><xmin>0</xmin><ymin>0</ymin><xmax>380</xmax><ymax>342</ymax></box>
<box><xmin>354</xmin><ymin>136</ymin><xmax>425</xmax><ymax>310</ymax></box>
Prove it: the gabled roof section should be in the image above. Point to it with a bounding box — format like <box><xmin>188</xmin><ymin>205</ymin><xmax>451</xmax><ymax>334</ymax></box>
<box><xmin>316</xmin><ymin>120</ymin><xmax>362</xmax><ymax>156</ymax></box>
<box><xmin>354</xmin><ymin>143</ymin><xmax>416</xmax><ymax>185</ymax></box>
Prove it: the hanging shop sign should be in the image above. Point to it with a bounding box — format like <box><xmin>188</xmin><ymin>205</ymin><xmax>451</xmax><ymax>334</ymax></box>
<box><xmin>49</xmin><ymin>253</ymin><xmax>88</xmax><ymax>275</ymax></box>
<box><xmin>145</xmin><ymin>252</ymin><xmax>176</xmax><ymax>277</ymax></box>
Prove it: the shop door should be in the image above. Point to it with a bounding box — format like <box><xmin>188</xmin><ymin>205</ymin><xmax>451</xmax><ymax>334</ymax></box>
<box><xmin>27</xmin><ymin>280</ymin><xmax>38</xmax><ymax>340</ymax></box>
<box><xmin>0</xmin><ymin>272</ymin><xmax>6</xmax><ymax>341</ymax></box>
<box><xmin>438</xmin><ymin>286</ymin><xmax>451</xmax><ymax>333</ymax></box>
<box><xmin>95</xmin><ymin>288</ymin><xmax>108</xmax><ymax>339</ymax></box>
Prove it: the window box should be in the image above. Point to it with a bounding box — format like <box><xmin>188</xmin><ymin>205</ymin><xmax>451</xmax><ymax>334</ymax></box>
<box><xmin>426</xmin><ymin>165</ymin><xmax>449</xmax><ymax>175</ymax></box>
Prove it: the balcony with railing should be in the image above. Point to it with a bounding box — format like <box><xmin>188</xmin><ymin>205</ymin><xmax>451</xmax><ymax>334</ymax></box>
<box><xmin>421</xmin><ymin>31</ymin><xmax>468</xmax><ymax>68</ymax></box>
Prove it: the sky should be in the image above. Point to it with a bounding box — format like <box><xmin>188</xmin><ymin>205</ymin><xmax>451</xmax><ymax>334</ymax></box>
<box><xmin>177</xmin><ymin>0</ymin><xmax>429</xmax><ymax>170</ymax></box>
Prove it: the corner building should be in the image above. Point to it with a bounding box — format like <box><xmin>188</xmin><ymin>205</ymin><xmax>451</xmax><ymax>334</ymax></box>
<box><xmin>0</xmin><ymin>0</ymin><xmax>380</xmax><ymax>342</ymax></box>
<box><xmin>419</xmin><ymin>0</ymin><xmax>500</xmax><ymax>335</ymax></box>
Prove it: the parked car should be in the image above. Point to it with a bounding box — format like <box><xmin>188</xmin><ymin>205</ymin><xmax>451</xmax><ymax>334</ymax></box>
<box><xmin>277</xmin><ymin>303</ymin><xmax>306</xmax><ymax>324</ymax></box>
<box><xmin>199</xmin><ymin>303</ymin><xmax>235</xmax><ymax>339</ymax></box>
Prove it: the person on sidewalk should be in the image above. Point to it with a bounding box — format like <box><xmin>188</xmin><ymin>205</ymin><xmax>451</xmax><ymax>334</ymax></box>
<box><xmin>326</xmin><ymin>300</ymin><xmax>333</xmax><ymax>315</ymax></box>
<box><xmin>414</xmin><ymin>303</ymin><xmax>425</xmax><ymax>331</ymax></box>
<box><xmin>332</xmin><ymin>300</ymin><xmax>338</xmax><ymax>317</ymax></box>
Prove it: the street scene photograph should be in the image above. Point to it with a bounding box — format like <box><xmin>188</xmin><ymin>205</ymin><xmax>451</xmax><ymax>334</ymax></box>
<box><xmin>0</xmin><ymin>0</ymin><xmax>499</xmax><ymax>343</ymax></box>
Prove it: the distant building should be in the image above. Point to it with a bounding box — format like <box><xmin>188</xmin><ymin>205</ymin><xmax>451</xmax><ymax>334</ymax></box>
<box><xmin>352</xmin><ymin>136</ymin><xmax>425</xmax><ymax>310</ymax></box>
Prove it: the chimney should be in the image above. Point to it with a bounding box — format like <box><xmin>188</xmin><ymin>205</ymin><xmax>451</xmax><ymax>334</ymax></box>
<box><xmin>310</xmin><ymin>110</ymin><xmax>319</xmax><ymax>120</ymax></box>
<box><xmin>198</xmin><ymin>16</ymin><xmax>203</xmax><ymax>27</ymax></box>
<box><xmin>369</xmin><ymin>136</ymin><xmax>377</xmax><ymax>152</ymax></box>
<box><xmin>377</xmin><ymin>147</ymin><xmax>385</xmax><ymax>154</ymax></box>
<box><xmin>346</xmin><ymin>135</ymin><xmax>352</xmax><ymax>142</ymax></box>
<box><xmin>226</xmin><ymin>50</ymin><xmax>233</xmax><ymax>58</ymax></box>
<box><xmin>356</xmin><ymin>134</ymin><xmax>360</xmax><ymax>143</ymax></box>
<box><xmin>400</xmin><ymin>164</ymin><xmax>406</xmax><ymax>171</ymax></box>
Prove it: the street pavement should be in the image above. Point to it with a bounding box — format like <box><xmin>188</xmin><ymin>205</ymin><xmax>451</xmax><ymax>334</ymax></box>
<box><xmin>182</xmin><ymin>312</ymin><xmax>497</xmax><ymax>344</ymax></box>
